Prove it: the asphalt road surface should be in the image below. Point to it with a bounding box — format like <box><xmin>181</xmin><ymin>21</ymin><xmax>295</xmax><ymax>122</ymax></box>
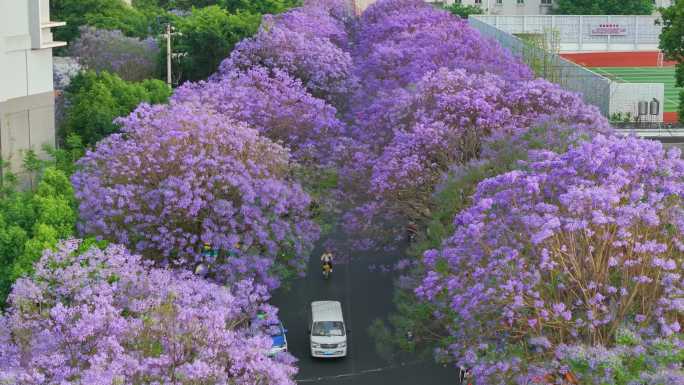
<box><xmin>272</xmin><ymin>241</ymin><xmax>457</xmax><ymax>385</ymax></box>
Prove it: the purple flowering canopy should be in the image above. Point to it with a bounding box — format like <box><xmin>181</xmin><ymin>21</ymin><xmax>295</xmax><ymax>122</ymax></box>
<box><xmin>369</xmin><ymin>68</ymin><xmax>610</xmax><ymax>220</ymax></box>
<box><xmin>218</xmin><ymin>13</ymin><xmax>356</xmax><ymax>109</ymax></box>
<box><xmin>417</xmin><ymin>135</ymin><xmax>684</xmax><ymax>382</ymax></box>
<box><xmin>70</xmin><ymin>26</ymin><xmax>159</xmax><ymax>82</ymax></box>
<box><xmin>0</xmin><ymin>240</ymin><xmax>297</xmax><ymax>384</ymax></box>
<box><xmin>72</xmin><ymin>102</ymin><xmax>319</xmax><ymax>288</ymax></box>
<box><xmin>274</xmin><ymin>5</ymin><xmax>351</xmax><ymax>49</ymax></box>
<box><xmin>352</xmin><ymin>0</ymin><xmax>532</xmax><ymax>104</ymax></box>
<box><xmin>173</xmin><ymin>66</ymin><xmax>346</xmax><ymax>164</ymax></box>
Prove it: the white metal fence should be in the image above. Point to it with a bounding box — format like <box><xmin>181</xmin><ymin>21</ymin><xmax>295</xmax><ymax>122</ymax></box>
<box><xmin>472</xmin><ymin>15</ymin><xmax>661</xmax><ymax>52</ymax></box>
<box><xmin>469</xmin><ymin>17</ymin><xmax>613</xmax><ymax>116</ymax></box>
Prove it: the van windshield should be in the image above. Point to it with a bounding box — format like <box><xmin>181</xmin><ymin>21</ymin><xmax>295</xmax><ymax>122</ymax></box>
<box><xmin>312</xmin><ymin>321</ymin><xmax>345</xmax><ymax>337</ymax></box>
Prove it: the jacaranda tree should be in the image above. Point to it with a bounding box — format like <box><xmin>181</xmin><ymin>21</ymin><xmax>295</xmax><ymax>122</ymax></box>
<box><xmin>352</xmin><ymin>0</ymin><xmax>531</xmax><ymax>105</ymax></box>
<box><xmin>369</xmin><ymin>68</ymin><xmax>610</xmax><ymax>221</ymax></box>
<box><xmin>219</xmin><ymin>11</ymin><xmax>356</xmax><ymax>109</ymax></box>
<box><xmin>70</xmin><ymin>26</ymin><xmax>160</xmax><ymax>82</ymax></box>
<box><xmin>72</xmin><ymin>102</ymin><xmax>319</xmax><ymax>288</ymax></box>
<box><xmin>417</xmin><ymin>135</ymin><xmax>684</xmax><ymax>384</ymax></box>
<box><xmin>0</xmin><ymin>240</ymin><xmax>297</xmax><ymax>384</ymax></box>
<box><xmin>172</xmin><ymin>66</ymin><xmax>345</xmax><ymax>165</ymax></box>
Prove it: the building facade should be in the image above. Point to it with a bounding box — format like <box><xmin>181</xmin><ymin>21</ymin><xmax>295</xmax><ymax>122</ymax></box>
<box><xmin>0</xmin><ymin>0</ymin><xmax>64</xmax><ymax>181</ymax></box>
<box><xmin>443</xmin><ymin>0</ymin><xmax>672</xmax><ymax>15</ymax></box>
<box><xmin>449</xmin><ymin>0</ymin><xmax>555</xmax><ymax>15</ymax></box>
<box><xmin>655</xmin><ymin>0</ymin><xmax>674</xmax><ymax>9</ymax></box>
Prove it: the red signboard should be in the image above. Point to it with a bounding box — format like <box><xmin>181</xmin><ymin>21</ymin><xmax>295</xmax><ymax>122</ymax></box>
<box><xmin>591</xmin><ymin>23</ymin><xmax>627</xmax><ymax>36</ymax></box>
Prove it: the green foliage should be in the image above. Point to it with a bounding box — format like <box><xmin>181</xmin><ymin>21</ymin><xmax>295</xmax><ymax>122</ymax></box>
<box><xmin>293</xmin><ymin>166</ymin><xmax>339</xmax><ymax>236</ymax></box>
<box><xmin>516</xmin><ymin>32</ymin><xmax>563</xmax><ymax>82</ymax></box>
<box><xmin>610</xmin><ymin>112</ymin><xmax>636</xmax><ymax>123</ymax></box>
<box><xmin>220</xmin><ymin>0</ymin><xmax>300</xmax><ymax>14</ymax></box>
<box><xmin>172</xmin><ymin>6</ymin><xmax>261</xmax><ymax>81</ymax></box>
<box><xmin>554</xmin><ymin>0</ymin><xmax>653</xmax><ymax>15</ymax></box>
<box><xmin>440</xmin><ymin>3</ymin><xmax>483</xmax><ymax>18</ymax></box>
<box><xmin>44</xmin><ymin>134</ymin><xmax>86</xmax><ymax>176</ymax></box>
<box><xmin>22</xmin><ymin>150</ymin><xmax>43</xmax><ymax>191</ymax></box>
<box><xmin>51</xmin><ymin>0</ymin><xmax>163</xmax><ymax>45</ymax></box>
<box><xmin>660</xmin><ymin>1</ymin><xmax>684</xmax><ymax>76</ymax></box>
<box><xmin>660</xmin><ymin>1</ymin><xmax>684</xmax><ymax>122</ymax></box>
<box><xmin>0</xmin><ymin>165</ymin><xmax>78</xmax><ymax>307</ymax></box>
<box><xmin>136</xmin><ymin>0</ymin><xmax>298</xmax><ymax>13</ymax></box>
<box><xmin>679</xmin><ymin>90</ymin><xmax>684</xmax><ymax>124</ymax></box>
<box><xmin>61</xmin><ymin>70</ymin><xmax>171</xmax><ymax>147</ymax></box>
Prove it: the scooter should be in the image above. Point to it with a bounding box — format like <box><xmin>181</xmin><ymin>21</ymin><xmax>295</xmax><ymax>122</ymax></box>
<box><xmin>406</xmin><ymin>222</ymin><xmax>418</xmax><ymax>244</ymax></box>
<box><xmin>458</xmin><ymin>366</ymin><xmax>472</xmax><ymax>385</ymax></box>
<box><xmin>322</xmin><ymin>263</ymin><xmax>332</xmax><ymax>279</ymax></box>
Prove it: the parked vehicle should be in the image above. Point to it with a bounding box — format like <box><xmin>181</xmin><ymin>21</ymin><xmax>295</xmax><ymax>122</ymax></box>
<box><xmin>268</xmin><ymin>322</ymin><xmax>288</xmax><ymax>356</ymax></box>
<box><xmin>309</xmin><ymin>301</ymin><xmax>348</xmax><ymax>358</ymax></box>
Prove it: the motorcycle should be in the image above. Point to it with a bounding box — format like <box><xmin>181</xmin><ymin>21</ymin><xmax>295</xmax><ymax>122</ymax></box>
<box><xmin>322</xmin><ymin>262</ymin><xmax>332</xmax><ymax>279</ymax></box>
<box><xmin>458</xmin><ymin>366</ymin><xmax>472</xmax><ymax>385</ymax></box>
<box><xmin>406</xmin><ymin>222</ymin><xmax>418</xmax><ymax>244</ymax></box>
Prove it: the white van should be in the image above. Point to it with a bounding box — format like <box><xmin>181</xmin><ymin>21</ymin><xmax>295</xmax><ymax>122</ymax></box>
<box><xmin>309</xmin><ymin>301</ymin><xmax>348</xmax><ymax>358</ymax></box>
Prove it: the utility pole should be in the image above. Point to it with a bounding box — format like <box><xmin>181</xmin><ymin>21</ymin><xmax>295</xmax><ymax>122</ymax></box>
<box><xmin>165</xmin><ymin>23</ymin><xmax>172</xmax><ymax>88</ymax></box>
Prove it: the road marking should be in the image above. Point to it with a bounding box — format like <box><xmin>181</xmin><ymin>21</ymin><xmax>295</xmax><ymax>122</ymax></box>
<box><xmin>592</xmin><ymin>67</ymin><xmax>626</xmax><ymax>82</ymax></box>
<box><xmin>344</xmin><ymin>254</ymin><xmax>356</xmax><ymax>374</ymax></box>
<box><xmin>296</xmin><ymin>359</ymin><xmax>432</xmax><ymax>383</ymax></box>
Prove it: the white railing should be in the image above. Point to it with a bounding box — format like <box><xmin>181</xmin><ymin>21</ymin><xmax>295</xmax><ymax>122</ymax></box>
<box><xmin>469</xmin><ymin>17</ymin><xmax>613</xmax><ymax>116</ymax></box>
<box><xmin>472</xmin><ymin>15</ymin><xmax>661</xmax><ymax>52</ymax></box>
<box><xmin>468</xmin><ymin>17</ymin><xmax>665</xmax><ymax>121</ymax></box>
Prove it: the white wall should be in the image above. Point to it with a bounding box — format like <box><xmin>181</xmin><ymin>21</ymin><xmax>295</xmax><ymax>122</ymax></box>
<box><xmin>0</xmin><ymin>0</ymin><xmax>62</xmax><ymax>178</ymax></box>
<box><xmin>473</xmin><ymin>15</ymin><xmax>662</xmax><ymax>52</ymax></box>
<box><xmin>0</xmin><ymin>0</ymin><xmax>62</xmax><ymax>102</ymax></box>
<box><xmin>609</xmin><ymin>83</ymin><xmax>664</xmax><ymax>122</ymax></box>
<box><xmin>655</xmin><ymin>0</ymin><xmax>674</xmax><ymax>9</ymax></box>
<box><xmin>435</xmin><ymin>0</ymin><xmax>672</xmax><ymax>15</ymax></box>
<box><xmin>445</xmin><ymin>0</ymin><xmax>555</xmax><ymax>15</ymax></box>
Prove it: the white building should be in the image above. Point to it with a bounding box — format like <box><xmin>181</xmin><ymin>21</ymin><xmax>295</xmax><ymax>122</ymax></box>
<box><xmin>0</xmin><ymin>0</ymin><xmax>64</xmax><ymax>180</ymax></box>
<box><xmin>442</xmin><ymin>0</ymin><xmax>672</xmax><ymax>15</ymax></box>
<box><xmin>448</xmin><ymin>0</ymin><xmax>555</xmax><ymax>15</ymax></box>
<box><xmin>655</xmin><ymin>0</ymin><xmax>674</xmax><ymax>9</ymax></box>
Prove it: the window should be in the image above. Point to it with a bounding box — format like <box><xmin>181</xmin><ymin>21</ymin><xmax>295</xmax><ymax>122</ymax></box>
<box><xmin>541</xmin><ymin>0</ymin><xmax>552</xmax><ymax>4</ymax></box>
<box><xmin>475</xmin><ymin>0</ymin><xmax>482</xmax><ymax>3</ymax></box>
<box><xmin>312</xmin><ymin>322</ymin><xmax>345</xmax><ymax>337</ymax></box>
<box><xmin>517</xmin><ymin>0</ymin><xmax>524</xmax><ymax>4</ymax></box>
<box><xmin>496</xmin><ymin>0</ymin><xmax>502</xmax><ymax>5</ymax></box>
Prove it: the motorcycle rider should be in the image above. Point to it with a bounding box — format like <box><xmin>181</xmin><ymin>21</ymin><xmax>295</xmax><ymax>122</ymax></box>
<box><xmin>320</xmin><ymin>249</ymin><xmax>334</xmax><ymax>273</ymax></box>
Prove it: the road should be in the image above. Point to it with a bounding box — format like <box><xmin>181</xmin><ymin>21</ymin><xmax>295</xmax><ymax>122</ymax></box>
<box><xmin>271</xmin><ymin>241</ymin><xmax>457</xmax><ymax>384</ymax></box>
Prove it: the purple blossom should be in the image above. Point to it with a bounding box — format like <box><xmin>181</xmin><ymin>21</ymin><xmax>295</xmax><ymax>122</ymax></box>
<box><xmin>72</xmin><ymin>102</ymin><xmax>319</xmax><ymax>288</ymax></box>
<box><xmin>218</xmin><ymin>10</ymin><xmax>357</xmax><ymax>109</ymax></box>
<box><xmin>0</xmin><ymin>240</ymin><xmax>297</xmax><ymax>384</ymax></box>
<box><xmin>71</xmin><ymin>26</ymin><xmax>159</xmax><ymax>82</ymax></box>
<box><xmin>416</xmin><ymin>135</ymin><xmax>684</xmax><ymax>382</ymax></box>
<box><xmin>173</xmin><ymin>66</ymin><xmax>345</xmax><ymax>164</ymax></box>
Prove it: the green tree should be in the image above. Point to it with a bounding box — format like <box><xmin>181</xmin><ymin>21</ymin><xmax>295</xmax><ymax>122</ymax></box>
<box><xmin>61</xmin><ymin>70</ymin><xmax>171</xmax><ymax>147</ymax></box>
<box><xmin>220</xmin><ymin>0</ymin><xmax>299</xmax><ymax>14</ymax></box>
<box><xmin>659</xmin><ymin>1</ymin><xmax>684</xmax><ymax>122</ymax></box>
<box><xmin>51</xmin><ymin>0</ymin><xmax>161</xmax><ymax>45</ymax></box>
<box><xmin>0</xmin><ymin>167</ymin><xmax>77</xmax><ymax>306</ymax></box>
<box><xmin>441</xmin><ymin>3</ymin><xmax>483</xmax><ymax>18</ymax></box>
<box><xmin>172</xmin><ymin>6</ymin><xmax>261</xmax><ymax>81</ymax></box>
<box><xmin>135</xmin><ymin>0</ymin><xmax>298</xmax><ymax>13</ymax></box>
<box><xmin>554</xmin><ymin>0</ymin><xmax>653</xmax><ymax>15</ymax></box>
